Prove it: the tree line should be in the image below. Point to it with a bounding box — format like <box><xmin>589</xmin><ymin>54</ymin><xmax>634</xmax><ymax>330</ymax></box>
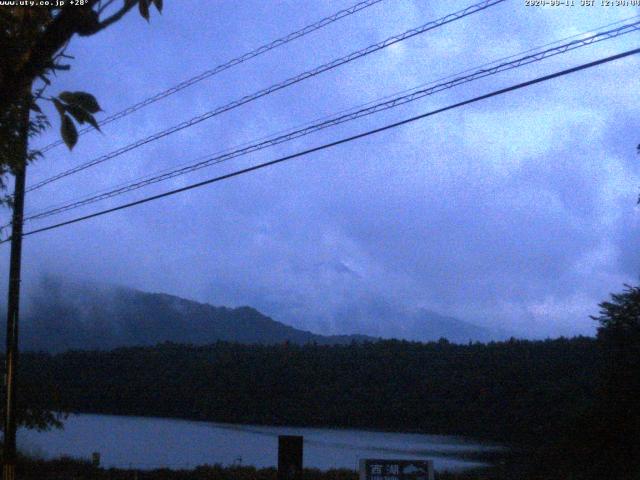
<box><xmin>18</xmin><ymin>337</ymin><xmax>598</xmax><ymax>442</ymax></box>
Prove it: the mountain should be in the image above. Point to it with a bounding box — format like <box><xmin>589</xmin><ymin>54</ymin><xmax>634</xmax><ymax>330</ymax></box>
<box><xmin>278</xmin><ymin>304</ymin><xmax>510</xmax><ymax>345</ymax></box>
<box><xmin>9</xmin><ymin>277</ymin><xmax>503</xmax><ymax>352</ymax></box>
<box><xmin>15</xmin><ymin>277</ymin><xmax>370</xmax><ymax>352</ymax></box>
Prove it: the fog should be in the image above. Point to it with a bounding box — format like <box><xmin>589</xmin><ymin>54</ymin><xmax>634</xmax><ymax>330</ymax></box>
<box><xmin>1</xmin><ymin>0</ymin><xmax>638</xmax><ymax>340</ymax></box>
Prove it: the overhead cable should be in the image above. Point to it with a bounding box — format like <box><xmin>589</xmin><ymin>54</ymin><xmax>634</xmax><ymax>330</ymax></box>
<box><xmin>38</xmin><ymin>0</ymin><xmax>388</xmax><ymax>154</ymax></box>
<box><xmin>7</xmin><ymin>46</ymin><xmax>638</xmax><ymax>243</ymax></box>
<box><xmin>22</xmin><ymin>19</ymin><xmax>640</xmax><ymax>223</ymax></box>
<box><xmin>26</xmin><ymin>0</ymin><xmax>506</xmax><ymax>193</ymax></box>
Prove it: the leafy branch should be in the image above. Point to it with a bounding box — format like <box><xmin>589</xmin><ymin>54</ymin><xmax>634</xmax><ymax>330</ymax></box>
<box><xmin>0</xmin><ymin>0</ymin><xmax>164</xmax><ymax>173</ymax></box>
<box><xmin>51</xmin><ymin>91</ymin><xmax>102</xmax><ymax>150</ymax></box>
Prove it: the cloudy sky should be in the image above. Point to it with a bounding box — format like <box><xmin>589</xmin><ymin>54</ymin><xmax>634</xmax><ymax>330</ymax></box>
<box><xmin>2</xmin><ymin>0</ymin><xmax>639</xmax><ymax>338</ymax></box>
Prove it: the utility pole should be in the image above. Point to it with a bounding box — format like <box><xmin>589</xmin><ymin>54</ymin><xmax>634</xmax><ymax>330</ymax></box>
<box><xmin>3</xmin><ymin>95</ymin><xmax>29</xmax><ymax>480</ymax></box>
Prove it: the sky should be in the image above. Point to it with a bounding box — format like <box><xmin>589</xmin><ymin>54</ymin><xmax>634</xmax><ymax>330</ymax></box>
<box><xmin>2</xmin><ymin>0</ymin><xmax>639</xmax><ymax>339</ymax></box>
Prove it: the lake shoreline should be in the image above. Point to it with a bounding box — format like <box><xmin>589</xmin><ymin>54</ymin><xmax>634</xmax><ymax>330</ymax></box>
<box><xmin>19</xmin><ymin>413</ymin><xmax>502</xmax><ymax>472</ymax></box>
<box><xmin>55</xmin><ymin>409</ymin><xmax>506</xmax><ymax>446</ymax></box>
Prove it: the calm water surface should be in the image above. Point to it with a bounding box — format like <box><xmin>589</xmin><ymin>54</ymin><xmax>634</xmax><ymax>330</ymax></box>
<box><xmin>18</xmin><ymin>414</ymin><xmax>496</xmax><ymax>471</ymax></box>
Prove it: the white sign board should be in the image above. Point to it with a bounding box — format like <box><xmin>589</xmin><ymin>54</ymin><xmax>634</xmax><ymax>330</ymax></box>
<box><xmin>359</xmin><ymin>459</ymin><xmax>434</xmax><ymax>480</ymax></box>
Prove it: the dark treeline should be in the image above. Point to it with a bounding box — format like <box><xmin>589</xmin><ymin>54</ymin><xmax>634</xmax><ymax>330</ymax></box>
<box><xmin>19</xmin><ymin>337</ymin><xmax>598</xmax><ymax>443</ymax></box>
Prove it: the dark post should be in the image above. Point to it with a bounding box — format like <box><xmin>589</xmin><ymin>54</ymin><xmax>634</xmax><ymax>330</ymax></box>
<box><xmin>3</xmin><ymin>95</ymin><xmax>29</xmax><ymax>480</ymax></box>
<box><xmin>278</xmin><ymin>435</ymin><xmax>303</xmax><ymax>480</ymax></box>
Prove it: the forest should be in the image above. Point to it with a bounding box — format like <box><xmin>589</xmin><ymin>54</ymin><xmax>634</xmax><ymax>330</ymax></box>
<box><xmin>20</xmin><ymin>337</ymin><xmax>597</xmax><ymax>443</ymax></box>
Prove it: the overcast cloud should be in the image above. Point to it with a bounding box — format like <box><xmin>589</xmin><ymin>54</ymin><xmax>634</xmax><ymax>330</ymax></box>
<box><xmin>2</xmin><ymin>0</ymin><xmax>639</xmax><ymax>338</ymax></box>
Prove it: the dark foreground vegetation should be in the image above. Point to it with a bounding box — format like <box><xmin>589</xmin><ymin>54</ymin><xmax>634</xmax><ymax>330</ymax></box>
<box><xmin>8</xmin><ymin>284</ymin><xmax>640</xmax><ymax>479</ymax></box>
<box><xmin>21</xmin><ymin>337</ymin><xmax>597</xmax><ymax>443</ymax></box>
<box><xmin>16</xmin><ymin>456</ymin><xmax>356</xmax><ymax>480</ymax></box>
<box><xmin>9</xmin><ymin>454</ymin><xmax>541</xmax><ymax>480</ymax></box>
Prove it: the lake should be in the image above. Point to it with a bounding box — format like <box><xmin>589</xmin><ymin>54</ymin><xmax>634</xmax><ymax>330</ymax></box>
<box><xmin>18</xmin><ymin>414</ymin><xmax>497</xmax><ymax>472</ymax></box>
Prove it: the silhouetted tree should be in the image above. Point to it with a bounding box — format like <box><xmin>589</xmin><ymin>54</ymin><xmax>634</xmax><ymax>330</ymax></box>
<box><xmin>0</xmin><ymin>0</ymin><xmax>163</xmax><ymax>431</ymax></box>
<box><xmin>0</xmin><ymin>0</ymin><xmax>162</xmax><ymax>198</ymax></box>
<box><xmin>590</xmin><ymin>283</ymin><xmax>640</xmax><ymax>479</ymax></box>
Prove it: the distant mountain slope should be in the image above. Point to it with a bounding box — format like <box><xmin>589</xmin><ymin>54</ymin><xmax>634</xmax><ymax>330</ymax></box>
<box><xmin>11</xmin><ymin>277</ymin><xmax>503</xmax><ymax>352</ymax></box>
<box><xmin>392</xmin><ymin>308</ymin><xmax>510</xmax><ymax>344</ymax></box>
<box><xmin>16</xmin><ymin>277</ymin><xmax>370</xmax><ymax>352</ymax></box>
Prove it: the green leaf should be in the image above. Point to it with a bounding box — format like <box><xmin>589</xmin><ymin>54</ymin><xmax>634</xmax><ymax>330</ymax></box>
<box><xmin>65</xmin><ymin>104</ymin><xmax>91</xmax><ymax>125</ymax></box>
<box><xmin>139</xmin><ymin>0</ymin><xmax>150</xmax><ymax>21</ymax></box>
<box><xmin>59</xmin><ymin>91</ymin><xmax>101</xmax><ymax>113</ymax></box>
<box><xmin>58</xmin><ymin>97</ymin><xmax>101</xmax><ymax>132</ymax></box>
<box><xmin>58</xmin><ymin>91</ymin><xmax>75</xmax><ymax>104</ymax></box>
<box><xmin>152</xmin><ymin>0</ymin><xmax>162</xmax><ymax>12</ymax></box>
<box><xmin>52</xmin><ymin>99</ymin><xmax>66</xmax><ymax>116</ymax></box>
<box><xmin>73</xmin><ymin>92</ymin><xmax>101</xmax><ymax>113</ymax></box>
<box><xmin>61</xmin><ymin>114</ymin><xmax>78</xmax><ymax>150</ymax></box>
<box><xmin>85</xmin><ymin>113</ymin><xmax>101</xmax><ymax>132</ymax></box>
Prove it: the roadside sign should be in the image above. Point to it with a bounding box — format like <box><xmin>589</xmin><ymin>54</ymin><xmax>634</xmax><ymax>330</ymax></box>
<box><xmin>359</xmin><ymin>459</ymin><xmax>434</xmax><ymax>480</ymax></box>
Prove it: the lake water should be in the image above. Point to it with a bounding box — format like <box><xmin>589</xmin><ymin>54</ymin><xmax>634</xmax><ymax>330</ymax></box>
<box><xmin>18</xmin><ymin>414</ymin><xmax>496</xmax><ymax>472</ymax></box>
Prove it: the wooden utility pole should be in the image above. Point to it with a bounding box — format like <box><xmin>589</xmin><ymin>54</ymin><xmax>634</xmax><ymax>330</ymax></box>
<box><xmin>3</xmin><ymin>96</ymin><xmax>29</xmax><ymax>480</ymax></box>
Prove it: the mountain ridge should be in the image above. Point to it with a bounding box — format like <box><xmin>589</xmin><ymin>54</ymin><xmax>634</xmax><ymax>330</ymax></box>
<box><xmin>9</xmin><ymin>277</ymin><xmax>503</xmax><ymax>352</ymax></box>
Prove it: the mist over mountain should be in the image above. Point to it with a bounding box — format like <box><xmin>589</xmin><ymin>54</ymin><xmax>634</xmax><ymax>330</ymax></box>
<box><xmin>277</xmin><ymin>301</ymin><xmax>512</xmax><ymax>345</ymax></box>
<box><xmin>8</xmin><ymin>276</ymin><xmax>507</xmax><ymax>352</ymax></box>
<box><xmin>382</xmin><ymin>308</ymin><xmax>510</xmax><ymax>344</ymax></box>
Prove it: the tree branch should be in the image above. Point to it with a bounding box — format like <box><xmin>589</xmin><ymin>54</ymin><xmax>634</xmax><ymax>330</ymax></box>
<box><xmin>0</xmin><ymin>6</ymin><xmax>94</xmax><ymax>113</ymax></box>
<box><xmin>97</xmin><ymin>0</ymin><xmax>118</xmax><ymax>16</ymax></box>
<box><xmin>93</xmin><ymin>0</ymin><xmax>138</xmax><ymax>33</ymax></box>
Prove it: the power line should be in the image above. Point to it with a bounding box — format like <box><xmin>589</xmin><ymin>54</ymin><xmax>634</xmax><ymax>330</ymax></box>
<box><xmin>22</xmin><ymin>14</ymin><xmax>639</xmax><ymax>221</ymax></box>
<box><xmin>6</xmin><ymin>46</ymin><xmax>639</xmax><ymax>244</ymax></box>
<box><xmin>29</xmin><ymin>0</ymin><xmax>503</xmax><ymax>191</ymax></box>
<box><xmin>37</xmin><ymin>0</ymin><xmax>387</xmax><ymax>154</ymax></box>
<box><xmin>21</xmin><ymin>19</ymin><xmax>640</xmax><ymax>223</ymax></box>
<box><xmin>26</xmin><ymin>0</ymin><xmax>506</xmax><ymax>193</ymax></box>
